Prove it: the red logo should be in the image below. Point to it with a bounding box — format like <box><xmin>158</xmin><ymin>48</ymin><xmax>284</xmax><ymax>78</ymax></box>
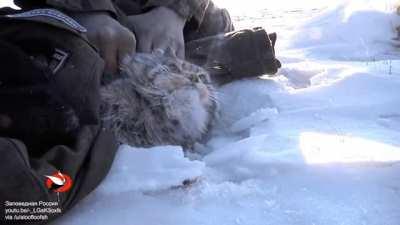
<box><xmin>45</xmin><ymin>171</ymin><xmax>73</xmax><ymax>193</ymax></box>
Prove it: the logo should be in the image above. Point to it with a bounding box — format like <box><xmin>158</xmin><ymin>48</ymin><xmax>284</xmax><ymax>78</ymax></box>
<box><xmin>45</xmin><ymin>171</ymin><xmax>73</xmax><ymax>193</ymax></box>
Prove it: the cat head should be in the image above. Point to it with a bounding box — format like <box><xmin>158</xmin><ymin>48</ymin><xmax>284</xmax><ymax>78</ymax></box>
<box><xmin>101</xmin><ymin>51</ymin><xmax>217</xmax><ymax>148</ymax></box>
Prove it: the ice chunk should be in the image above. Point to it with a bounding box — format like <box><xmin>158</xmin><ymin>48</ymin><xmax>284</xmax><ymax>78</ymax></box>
<box><xmin>96</xmin><ymin>145</ymin><xmax>205</xmax><ymax>194</ymax></box>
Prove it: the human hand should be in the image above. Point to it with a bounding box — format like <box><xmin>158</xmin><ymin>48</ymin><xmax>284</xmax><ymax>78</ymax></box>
<box><xmin>127</xmin><ymin>7</ymin><xmax>186</xmax><ymax>58</ymax></box>
<box><xmin>74</xmin><ymin>13</ymin><xmax>136</xmax><ymax>75</ymax></box>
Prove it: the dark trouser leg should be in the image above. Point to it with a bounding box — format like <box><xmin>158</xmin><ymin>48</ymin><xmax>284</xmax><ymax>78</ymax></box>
<box><xmin>0</xmin><ymin>138</ymin><xmax>55</xmax><ymax>225</ymax></box>
<box><xmin>0</xmin><ymin>126</ymin><xmax>118</xmax><ymax>225</ymax></box>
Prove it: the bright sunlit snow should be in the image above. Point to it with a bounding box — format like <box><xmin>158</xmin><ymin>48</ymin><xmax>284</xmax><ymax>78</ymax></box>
<box><xmin>0</xmin><ymin>0</ymin><xmax>17</xmax><ymax>9</ymax></box>
<box><xmin>300</xmin><ymin>132</ymin><xmax>400</xmax><ymax>164</ymax></box>
<box><xmin>54</xmin><ymin>1</ymin><xmax>400</xmax><ymax>225</ymax></box>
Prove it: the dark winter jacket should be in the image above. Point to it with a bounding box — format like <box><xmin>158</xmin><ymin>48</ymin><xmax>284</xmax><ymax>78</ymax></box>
<box><xmin>0</xmin><ymin>9</ymin><xmax>118</xmax><ymax>225</ymax></box>
<box><xmin>13</xmin><ymin>0</ymin><xmax>234</xmax><ymax>42</ymax></box>
<box><xmin>13</xmin><ymin>0</ymin><xmax>211</xmax><ymax>29</ymax></box>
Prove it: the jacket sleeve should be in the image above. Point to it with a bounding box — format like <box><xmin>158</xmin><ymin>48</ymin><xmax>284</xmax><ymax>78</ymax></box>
<box><xmin>141</xmin><ymin>0</ymin><xmax>210</xmax><ymax>27</ymax></box>
<box><xmin>0</xmin><ymin>126</ymin><xmax>118</xmax><ymax>224</ymax></box>
<box><xmin>14</xmin><ymin>0</ymin><xmax>119</xmax><ymax>17</ymax></box>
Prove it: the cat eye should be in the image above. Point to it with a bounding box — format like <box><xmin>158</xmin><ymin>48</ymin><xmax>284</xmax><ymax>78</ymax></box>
<box><xmin>198</xmin><ymin>74</ymin><xmax>209</xmax><ymax>83</ymax></box>
<box><xmin>169</xmin><ymin>64</ymin><xmax>180</xmax><ymax>72</ymax></box>
<box><xmin>190</xmin><ymin>74</ymin><xmax>200</xmax><ymax>83</ymax></box>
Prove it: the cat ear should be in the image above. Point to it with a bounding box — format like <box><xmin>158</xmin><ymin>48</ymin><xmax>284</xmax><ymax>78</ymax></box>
<box><xmin>268</xmin><ymin>33</ymin><xmax>277</xmax><ymax>48</ymax></box>
<box><xmin>164</xmin><ymin>47</ymin><xmax>176</xmax><ymax>58</ymax></box>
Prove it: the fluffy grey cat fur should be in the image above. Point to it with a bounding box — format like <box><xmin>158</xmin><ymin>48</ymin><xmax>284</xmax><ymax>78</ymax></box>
<box><xmin>100</xmin><ymin>51</ymin><xmax>217</xmax><ymax>148</ymax></box>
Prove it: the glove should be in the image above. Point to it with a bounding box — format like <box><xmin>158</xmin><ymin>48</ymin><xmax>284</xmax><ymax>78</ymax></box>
<box><xmin>186</xmin><ymin>27</ymin><xmax>282</xmax><ymax>84</ymax></box>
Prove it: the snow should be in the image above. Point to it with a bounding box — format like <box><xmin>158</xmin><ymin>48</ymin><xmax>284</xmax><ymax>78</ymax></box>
<box><xmin>96</xmin><ymin>146</ymin><xmax>205</xmax><ymax>193</ymax></box>
<box><xmin>0</xmin><ymin>0</ymin><xmax>18</xmax><ymax>9</ymax></box>
<box><xmin>288</xmin><ymin>1</ymin><xmax>400</xmax><ymax>61</ymax></box>
<box><xmin>54</xmin><ymin>1</ymin><xmax>400</xmax><ymax>225</ymax></box>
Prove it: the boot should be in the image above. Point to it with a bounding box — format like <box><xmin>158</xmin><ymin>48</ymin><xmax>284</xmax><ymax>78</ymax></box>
<box><xmin>186</xmin><ymin>27</ymin><xmax>281</xmax><ymax>85</ymax></box>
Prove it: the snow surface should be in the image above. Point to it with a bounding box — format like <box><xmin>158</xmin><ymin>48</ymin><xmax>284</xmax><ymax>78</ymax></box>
<box><xmin>54</xmin><ymin>1</ymin><xmax>400</xmax><ymax>225</ymax></box>
<box><xmin>0</xmin><ymin>0</ymin><xmax>17</xmax><ymax>9</ymax></box>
